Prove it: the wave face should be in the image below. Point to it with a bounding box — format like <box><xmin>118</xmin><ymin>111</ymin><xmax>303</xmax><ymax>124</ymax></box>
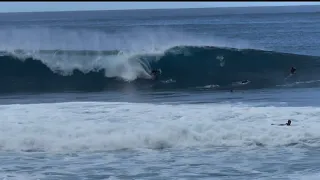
<box><xmin>1</xmin><ymin>45</ymin><xmax>320</xmax><ymax>93</ymax></box>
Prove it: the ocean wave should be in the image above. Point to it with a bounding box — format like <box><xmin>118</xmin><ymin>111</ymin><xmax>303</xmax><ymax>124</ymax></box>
<box><xmin>1</xmin><ymin>45</ymin><xmax>320</xmax><ymax>93</ymax></box>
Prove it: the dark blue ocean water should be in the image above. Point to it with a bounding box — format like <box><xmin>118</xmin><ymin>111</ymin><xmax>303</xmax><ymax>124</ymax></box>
<box><xmin>1</xmin><ymin>6</ymin><xmax>320</xmax><ymax>180</ymax></box>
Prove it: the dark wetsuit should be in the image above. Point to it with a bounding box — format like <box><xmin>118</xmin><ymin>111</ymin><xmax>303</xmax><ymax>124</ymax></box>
<box><xmin>151</xmin><ymin>70</ymin><xmax>159</xmax><ymax>74</ymax></box>
<box><xmin>290</xmin><ymin>67</ymin><xmax>296</xmax><ymax>74</ymax></box>
<box><xmin>151</xmin><ymin>70</ymin><xmax>160</xmax><ymax>80</ymax></box>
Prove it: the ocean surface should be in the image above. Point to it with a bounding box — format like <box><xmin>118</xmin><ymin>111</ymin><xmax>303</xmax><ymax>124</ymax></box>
<box><xmin>1</xmin><ymin>5</ymin><xmax>320</xmax><ymax>180</ymax></box>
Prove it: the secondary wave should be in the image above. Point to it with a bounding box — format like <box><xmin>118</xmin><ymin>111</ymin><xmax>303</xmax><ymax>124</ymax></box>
<box><xmin>1</xmin><ymin>46</ymin><xmax>320</xmax><ymax>93</ymax></box>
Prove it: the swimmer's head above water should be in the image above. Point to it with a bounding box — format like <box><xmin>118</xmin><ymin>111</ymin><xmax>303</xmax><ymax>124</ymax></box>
<box><xmin>286</xmin><ymin>120</ymin><xmax>291</xmax><ymax>126</ymax></box>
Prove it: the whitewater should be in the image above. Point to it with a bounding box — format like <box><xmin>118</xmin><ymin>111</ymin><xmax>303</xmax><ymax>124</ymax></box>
<box><xmin>2</xmin><ymin>5</ymin><xmax>320</xmax><ymax>180</ymax></box>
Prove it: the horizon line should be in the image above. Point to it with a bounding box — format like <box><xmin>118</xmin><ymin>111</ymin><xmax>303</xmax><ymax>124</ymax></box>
<box><xmin>0</xmin><ymin>4</ymin><xmax>319</xmax><ymax>14</ymax></box>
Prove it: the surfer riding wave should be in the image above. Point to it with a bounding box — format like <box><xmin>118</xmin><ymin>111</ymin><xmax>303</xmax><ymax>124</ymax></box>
<box><xmin>151</xmin><ymin>69</ymin><xmax>161</xmax><ymax>80</ymax></box>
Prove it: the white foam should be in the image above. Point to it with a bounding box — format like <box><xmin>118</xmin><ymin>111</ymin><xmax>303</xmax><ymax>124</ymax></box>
<box><xmin>278</xmin><ymin>79</ymin><xmax>320</xmax><ymax>87</ymax></box>
<box><xmin>0</xmin><ymin>102</ymin><xmax>320</xmax><ymax>153</ymax></box>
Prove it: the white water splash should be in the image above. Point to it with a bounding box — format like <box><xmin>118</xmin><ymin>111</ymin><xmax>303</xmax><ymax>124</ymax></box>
<box><xmin>0</xmin><ymin>102</ymin><xmax>320</xmax><ymax>153</ymax></box>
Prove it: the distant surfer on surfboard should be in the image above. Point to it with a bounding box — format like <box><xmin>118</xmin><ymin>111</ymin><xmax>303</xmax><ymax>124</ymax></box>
<box><xmin>151</xmin><ymin>69</ymin><xmax>161</xmax><ymax>80</ymax></box>
<box><xmin>285</xmin><ymin>67</ymin><xmax>297</xmax><ymax>80</ymax></box>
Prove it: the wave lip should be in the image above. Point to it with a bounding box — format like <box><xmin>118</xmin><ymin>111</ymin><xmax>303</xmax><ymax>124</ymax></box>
<box><xmin>1</xmin><ymin>45</ymin><xmax>320</xmax><ymax>93</ymax></box>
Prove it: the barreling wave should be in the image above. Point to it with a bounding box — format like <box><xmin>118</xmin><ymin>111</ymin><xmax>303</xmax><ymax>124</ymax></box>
<box><xmin>1</xmin><ymin>45</ymin><xmax>320</xmax><ymax>93</ymax></box>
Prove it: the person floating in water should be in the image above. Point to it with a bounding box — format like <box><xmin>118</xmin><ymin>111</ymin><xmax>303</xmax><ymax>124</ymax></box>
<box><xmin>241</xmin><ymin>80</ymin><xmax>249</xmax><ymax>84</ymax></box>
<box><xmin>151</xmin><ymin>69</ymin><xmax>161</xmax><ymax>80</ymax></box>
<box><xmin>290</xmin><ymin>67</ymin><xmax>296</xmax><ymax>75</ymax></box>
<box><xmin>271</xmin><ymin>120</ymin><xmax>291</xmax><ymax>126</ymax></box>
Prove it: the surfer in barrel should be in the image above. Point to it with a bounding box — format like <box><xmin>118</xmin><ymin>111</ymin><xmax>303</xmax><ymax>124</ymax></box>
<box><xmin>151</xmin><ymin>69</ymin><xmax>161</xmax><ymax>80</ymax></box>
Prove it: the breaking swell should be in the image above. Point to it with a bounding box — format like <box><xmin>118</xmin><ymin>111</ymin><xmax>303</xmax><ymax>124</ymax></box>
<box><xmin>1</xmin><ymin>46</ymin><xmax>320</xmax><ymax>93</ymax></box>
